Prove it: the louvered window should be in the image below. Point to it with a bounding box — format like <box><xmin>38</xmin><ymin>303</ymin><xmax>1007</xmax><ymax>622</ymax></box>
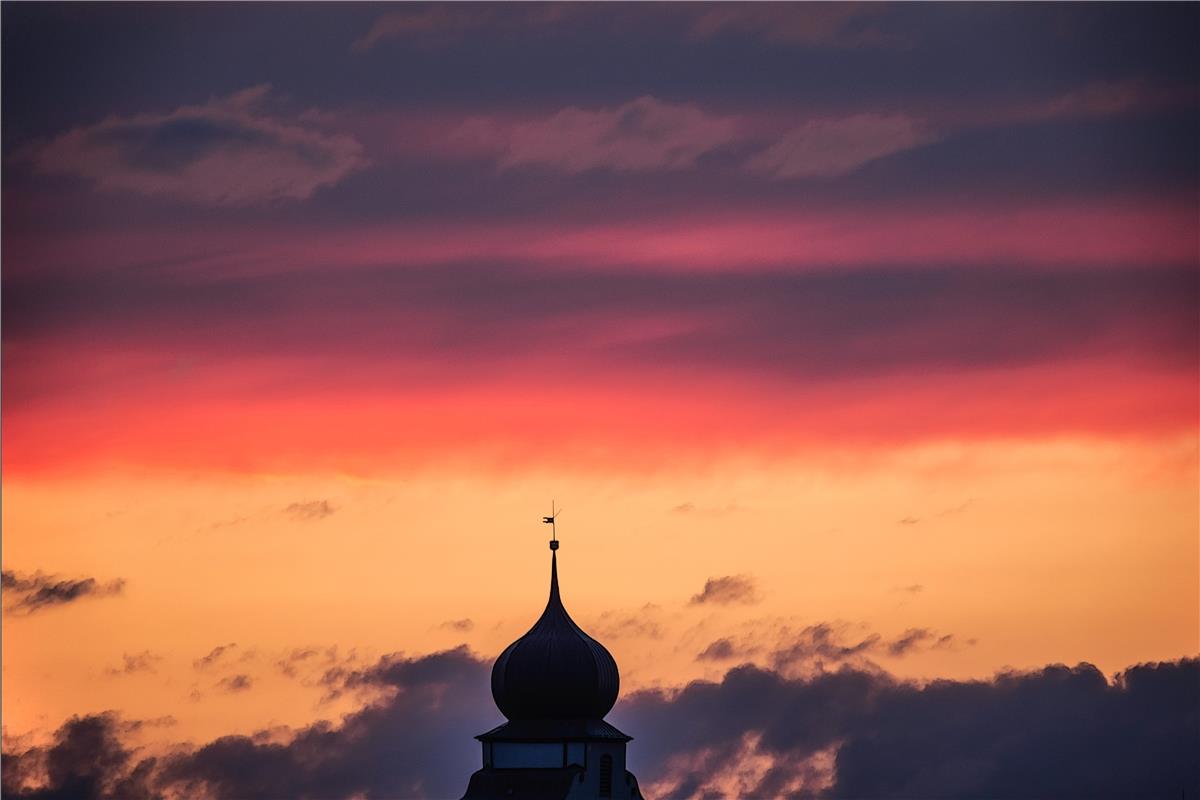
<box><xmin>599</xmin><ymin>754</ymin><xmax>613</xmax><ymax>797</ymax></box>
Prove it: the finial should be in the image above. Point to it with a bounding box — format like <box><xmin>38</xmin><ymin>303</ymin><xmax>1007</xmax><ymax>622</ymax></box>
<box><xmin>542</xmin><ymin>501</ymin><xmax>561</xmax><ymax>550</ymax></box>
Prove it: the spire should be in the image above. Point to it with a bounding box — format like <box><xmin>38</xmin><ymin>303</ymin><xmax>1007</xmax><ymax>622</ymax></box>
<box><xmin>548</xmin><ymin>548</ymin><xmax>561</xmax><ymax>606</ymax></box>
<box><xmin>544</xmin><ymin>501</ymin><xmax>561</xmax><ymax>606</ymax></box>
<box><xmin>545</xmin><ymin>500</ymin><xmax>562</xmax><ymax>605</ymax></box>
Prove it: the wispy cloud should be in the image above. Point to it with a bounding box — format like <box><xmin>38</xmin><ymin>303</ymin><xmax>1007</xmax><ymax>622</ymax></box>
<box><xmin>886</xmin><ymin>628</ymin><xmax>959</xmax><ymax>657</ymax></box>
<box><xmin>284</xmin><ymin>500</ymin><xmax>337</xmax><ymax>521</ymax></box>
<box><xmin>275</xmin><ymin>647</ymin><xmax>324</xmax><ymax>679</ymax></box>
<box><xmin>105</xmin><ymin>651</ymin><xmax>162</xmax><ymax>677</ymax></box>
<box><xmin>745</xmin><ymin>113</ymin><xmax>935</xmax><ymax>178</ymax></box>
<box><xmin>456</xmin><ymin>98</ymin><xmax>931</xmax><ymax>179</ymax></box>
<box><xmin>938</xmin><ymin>498</ymin><xmax>977</xmax><ymax>517</ymax></box>
<box><xmin>354</xmin><ymin>4</ymin><xmax>893</xmax><ymax>53</ymax></box>
<box><xmin>437</xmin><ymin>618</ymin><xmax>474</xmax><ymax>633</ymax></box>
<box><xmin>769</xmin><ymin>623</ymin><xmax>881</xmax><ymax>671</ymax></box>
<box><xmin>685</xmin><ymin>3</ymin><xmax>895</xmax><ymax>47</ymax></box>
<box><xmin>1</xmin><ymin>570</ymin><xmax>125</xmax><ymax>616</ymax></box>
<box><xmin>193</xmin><ymin>643</ymin><xmax>238</xmax><ymax>671</ymax></box>
<box><xmin>458</xmin><ymin>96</ymin><xmax>741</xmax><ymax>174</ymax></box>
<box><xmin>18</xmin><ymin>85</ymin><xmax>366</xmax><ymax>206</ymax></box>
<box><xmin>590</xmin><ymin>606</ymin><xmax>665</xmax><ymax>641</ymax></box>
<box><xmin>215</xmin><ymin>674</ymin><xmax>254</xmax><ymax>693</ymax></box>
<box><xmin>671</xmin><ymin>501</ymin><xmax>743</xmax><ymax>517</ymax></box>
<box><xmin>768</xmin><ymin>622</ymin><xmax>969</xmax><ymax>672</ymax></box>
<box><xmin>353</xmin><ymin>5</ymin><xmax>571</xmax><ymax>52</ymax></box>
<box><xmin>447</xmin><ymin>76</ymin><xmax>1186</xmax><ymax>181</ymax></box>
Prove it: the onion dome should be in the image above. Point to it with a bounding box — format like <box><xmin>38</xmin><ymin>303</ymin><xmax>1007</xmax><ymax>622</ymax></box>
<box><xmin>491</xmin><ymin>543</ymin><xmax>620</xmax><ymax>720</ymax></box>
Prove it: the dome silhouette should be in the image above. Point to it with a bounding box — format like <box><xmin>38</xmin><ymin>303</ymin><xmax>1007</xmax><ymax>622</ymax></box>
<box><xmin>490</xmin><ymin>548</ymin><xmax>620</xmax><ymax>720</ymax></box>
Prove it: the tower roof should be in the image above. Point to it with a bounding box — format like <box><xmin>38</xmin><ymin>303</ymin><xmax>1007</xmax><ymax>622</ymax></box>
<box><xmin>490</xmin><ymin>542</ymin><xmax>620</xmax><ymax>721</ymax></box>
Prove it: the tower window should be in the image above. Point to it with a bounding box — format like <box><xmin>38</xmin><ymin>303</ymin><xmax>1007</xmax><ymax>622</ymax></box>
<box><xmin>599</xmin><ymin>754</ymin><xmax>613</xmax><ymax>798</ymax></box>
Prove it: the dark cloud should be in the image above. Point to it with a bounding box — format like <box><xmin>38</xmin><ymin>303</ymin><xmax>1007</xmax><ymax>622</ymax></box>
<box><xmin>193</xmin><ymin>643</ymin><xmax>237</xmax><ymax>671</ymax></box>
<box><xmin>892</xmin><ymin>584</ymin><xmax>924</xmax><ymax>594</ymax></box>
<box><xmin>768</xmin><ymin>623</ymin><xmax>964</xmax><ymax>672</ymax></box>
<box><xmin>2</xmin><ymin>570</ymin><xmax>125</xmax><ymax>616</ymax></box>
<box><xmin>283</xmin><ymin>500</ymin><xmax>337</xmax><ymax>521</ymax></box>
<box><xmin>165</xmin><ymin>646</ymin><xmax>493</xmax><ymax>799</ymax></box>
<box><xmin>614</xmin><ymin>658</ymin><xmax>1200</xmax><ymax>798</ymax></box>
<box><xmin>697</xmin><ymin>622</ymin><xmax>963</xmax><ymax>670</ymax></box>
<box><xmin>698</xmin><ymin>638</ymin><xmax>736</xmax><ymax>661</ymax></box>
<box><xmin>696</xmin><ymin>637</ymin><xmax>760</xmax><ymax>663</ymax></box>
<box><xmin>898</xmin><ymin>516</ymin><xmax>920</xmax><ymax>526</ymax></box>
<box><xmin>5</xmin><ymin>651</ymin><xmax>1196</xmax><ymax>799</ymax></box>
<box><xmin>216</xmin><ymin>674</ymin><xmax>254</xmax><ymax>693</ymax></box>
<box><xmin>120</xmin><ymin>716</ymin><xmax>177</xmax><ymax>734</ymax></box>
<box><xmin>769</xmin><ymin>624</ymin><xmax>881</xmax><ymax>671</ymax></box>
<box><xmin>0</xmin><ymin>712</ymin><xmax>157</xmax><ymax>800</ymax></box>
<box><xmin>885</xmin><ymin>628</ymin><xmax>957</xmax><ymax>657</ymax></box>
<box><xmin>104</xmin><ymin>651</ymin><xmax>162</xmax><ymax>677</ymax></box>
<box><xmin>689</xmin><ymin>575</ymin><xmax>759</xmax><ymax>606</ymax></box>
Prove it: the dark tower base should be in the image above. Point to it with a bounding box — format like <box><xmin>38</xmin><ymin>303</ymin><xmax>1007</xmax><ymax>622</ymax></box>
<box><xmin>462</xmin><ymin>719</ymin><xmax>644</xmax><ymax>800</ymax></box>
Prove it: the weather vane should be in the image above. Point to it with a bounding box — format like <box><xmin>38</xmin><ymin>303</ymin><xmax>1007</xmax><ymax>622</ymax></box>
<box><xmin>542</xmin><ymin>501</ymin><xmax>562</xmax><ymax>550</ymax></box>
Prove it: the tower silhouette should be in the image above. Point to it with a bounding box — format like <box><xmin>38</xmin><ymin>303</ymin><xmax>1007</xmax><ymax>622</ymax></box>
<box><xmin>460</xmin><ymin>532</ymin><xmax>644</xmax><ymax>799</ymax></box>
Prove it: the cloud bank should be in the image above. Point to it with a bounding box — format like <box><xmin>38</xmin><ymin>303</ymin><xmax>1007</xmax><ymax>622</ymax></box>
<box><xmin>3</xmin><ymin>649</ymin><xmax>1196</xmax><ymax>799</ymax></box>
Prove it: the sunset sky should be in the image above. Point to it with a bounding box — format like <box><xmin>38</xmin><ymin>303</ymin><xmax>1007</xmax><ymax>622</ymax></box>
<box><xmin>2</xmin><ymin>4</ymin><xmax>1198</xmax><ymax>798</ymax></box>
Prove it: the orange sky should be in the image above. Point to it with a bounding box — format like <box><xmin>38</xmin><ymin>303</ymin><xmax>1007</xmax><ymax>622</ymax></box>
<box><xmin>4</xmin><ymin>428</ymin><xmax>1197</xmax><ymax>744</ymax></box>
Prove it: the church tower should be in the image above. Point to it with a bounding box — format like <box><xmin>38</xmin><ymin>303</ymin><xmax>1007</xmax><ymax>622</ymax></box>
<box><xmin>461</xmin><ymin>530</ymin><xmax>645</xmax><ymax>800</ymax></box>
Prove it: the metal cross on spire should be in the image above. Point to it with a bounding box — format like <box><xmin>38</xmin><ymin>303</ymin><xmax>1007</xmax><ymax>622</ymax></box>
<box><xmin>542</xmin><ymin>501</ymin><xmax>562</xmax><ymax>550</ymax></box>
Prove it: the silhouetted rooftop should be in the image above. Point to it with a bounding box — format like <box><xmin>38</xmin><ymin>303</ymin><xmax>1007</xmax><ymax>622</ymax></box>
<box><xmin>476</xmin><ymin>718</ymin><xmax>632</xmax><ymax>743</ymax></box>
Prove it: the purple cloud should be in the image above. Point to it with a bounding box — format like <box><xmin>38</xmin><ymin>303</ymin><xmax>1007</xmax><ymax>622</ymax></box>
<box><xmin>746</xmin><ymin>113</ymin><xmax>935</xmax><ymax>178</ymax></box>
<box><xmin>457</xmin><ymin>96</ymin><xmax>741</xmax><ymax>174</ymax></box>
<box><xmin>18</xmin><ymin>85</ymin><xmax>366</xmax><ymax>206</ymax></box>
